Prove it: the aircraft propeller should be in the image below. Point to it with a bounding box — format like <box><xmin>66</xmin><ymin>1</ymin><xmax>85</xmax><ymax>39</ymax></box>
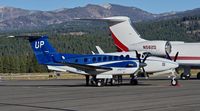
<box><xmin>166</xmin><ymin>51</ymin><xmax>179</xmax><ymax>62</ymax></box>
<box><xmin>135</xmin><ymin>51</ymin><xmax>149</xmax><ymax>78</ymax></box>
<box><xmin>166</xmin><ymin>51</ymin><xmax>179</xmax><ymax>73</ymax></box>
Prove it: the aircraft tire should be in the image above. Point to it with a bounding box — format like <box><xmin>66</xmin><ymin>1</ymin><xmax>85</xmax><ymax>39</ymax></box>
<box><xmin>110</xmin><ymin>79</ymin><xmax>116</xmax><ymax>86</ymax></box>
<box><xmin>180</xmin><ymin>73</ymin><xmax>190</xmax><ymax>80</ymax></box>
<box><xmin>171</xmin><ymin>79</ymin><xmax>178</xmax><ymax>86</ymax></box>
<box><xmin>197</xmin><ymin>72</ymin><xmax>200</xmax><ymax>79</ymax></box>
<box><xmin>96</xmin><ymin>79</ymin><xmax>104</xmax><ymax>87</ymax></box>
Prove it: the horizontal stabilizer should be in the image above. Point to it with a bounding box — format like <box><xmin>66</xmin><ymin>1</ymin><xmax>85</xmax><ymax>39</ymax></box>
<box><xmin>8</xmin><ymin>35</ymin><xmax>47</xmax><ymax>40</ymax></box>
<box><xmin>75</xmin><ymin>16</ymin><xmax>130</xmax><ymax>24</ymax></box>
<box><xmin>7</xmin><ymin>35</ymin><xmax>48</xmax><ymax>41</ymax></box>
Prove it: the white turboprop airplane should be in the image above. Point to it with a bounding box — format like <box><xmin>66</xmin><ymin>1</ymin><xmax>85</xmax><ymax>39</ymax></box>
<box><xmin>10</xmin><ymin>35</ymin><xmax>179</xmax><ymax>86</ymax></box>
<box><xmin>91</xmin><ymin>16</ymin><xmax>200</xmax><ymax>80</ymax></box>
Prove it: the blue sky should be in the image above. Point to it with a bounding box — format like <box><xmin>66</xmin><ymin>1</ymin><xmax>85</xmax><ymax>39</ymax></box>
<box><xmin>0</xmin><ymin>0</ymin><xmax>200</xmax><ymax>13</ymax></box>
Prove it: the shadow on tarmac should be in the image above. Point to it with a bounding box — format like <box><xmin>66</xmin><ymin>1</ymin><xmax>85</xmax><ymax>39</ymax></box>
<box><xmin>0</xmin><ymin>102</ymin><xmax>76</xmax><ymax>111</ymax></box>
<box><xmin>1</xmin><ymin>77</ymin><xmax>199</xmax><ymax>88</ymax></box>
<box><xmin>0</xmin><ymin>83</ymin><xmax>153</xmax><ymax>87</ymax></box>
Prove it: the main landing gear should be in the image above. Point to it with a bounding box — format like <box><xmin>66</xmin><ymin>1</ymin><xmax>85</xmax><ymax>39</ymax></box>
<box><xmin>180</xmin><ymin>73</ymin><xmax>190</xmax><ymax>80</ymax></box>
<box><xmin>180</xmin><ymin>68</ymin><xmax>200</xmax><ymax>80</ymax></box>
<box><xmin>85</xmin><ymin>75</ymin><xmax>123</xmax><ymax>87</ymax></box>
<box><xmin>180</xmin><ymin>67</ymin><xmax>191</xmax><ymax>80</ymax></box>
<box><xmin>95</xmin><ymin>78</ymin><xmax>116</xmax><ymax>87</ymax></box>
<box><xmin>130</xmin><ymin>75</ymin><xmax>138</xmax><ymax>85</ymax></box>
<box><xmin>197</xmin><ymin>72</ymin><xmax>200</xmax><ymax>79</ymax></box>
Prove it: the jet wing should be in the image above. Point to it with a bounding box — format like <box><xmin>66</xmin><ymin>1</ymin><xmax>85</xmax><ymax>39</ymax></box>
<box><xmin>58</xmin><ymin>62</ymin><xmax>112</xmax><ymax>73</ymax></box>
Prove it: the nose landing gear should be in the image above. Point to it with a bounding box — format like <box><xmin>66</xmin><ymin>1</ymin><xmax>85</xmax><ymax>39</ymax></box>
<box><xmin>170</xmin><ymin>69</ymin><xmax>179</xmax><ymax>86</ymax></box>
<box><xmin>171</xmin><ymin>78</ymin><xmax>178</xmax><ymax>86</ymax></box>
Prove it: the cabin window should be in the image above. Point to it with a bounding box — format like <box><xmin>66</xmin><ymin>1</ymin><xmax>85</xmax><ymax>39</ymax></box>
<box><xmin>103</xmin><ymin>56</ymin><xmax>107</xmax><ymax>61</ymax></box>
<box><xmin>120</xmin><ymin>55</ymin><xmax>124</xmax><ymax>60</ymax></box>
<box><xmin>114</xmin><ymin>56</ymin><xmax>118</xmax><ymax>60</ymax></box>
<box><xmin>98</xmin><ymin>57</ymin><xmax>102</xmax><ymax>62</ymax></box>
<box><xmin>92</xmin><ymin>57</ymin><xmax>96</xmax><ymax>62</ymax></box>
<box><xmin>75</xmin><ymin>59</ymin><xmax>78</xmax><ymax>63</ymax></box>
<box><xmin>84</xmin><ymin>58</ymin><xmax>88</xmax><ymax>62</ymax></box>
<box><xmin>109</xmin><ymin>56</ymin><xmax>113</xmax><ymax>61</ymax></box>
<box><xmin>126</xmin><ymin>55</ymin><xmax>130</xmax><ymax>59</ymax></box>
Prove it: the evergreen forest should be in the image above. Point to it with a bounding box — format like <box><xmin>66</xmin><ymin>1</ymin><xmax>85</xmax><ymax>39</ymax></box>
<box><xmin>1</xmin><ymin>15</ymin><xmax>200</xmax><ymax>73</ymax></box>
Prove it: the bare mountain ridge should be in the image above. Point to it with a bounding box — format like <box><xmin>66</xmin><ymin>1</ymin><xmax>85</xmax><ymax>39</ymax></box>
<box><xmin>0</xmin><ymin>4</ymin><xmax>200</xmax><ymax>31</ymax></box>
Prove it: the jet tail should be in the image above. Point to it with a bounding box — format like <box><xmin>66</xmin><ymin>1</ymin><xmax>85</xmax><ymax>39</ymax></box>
<box><xmin>77</xmin><ymin>16</ymin><xmax>146</xmax><ymax>51</ymax></box>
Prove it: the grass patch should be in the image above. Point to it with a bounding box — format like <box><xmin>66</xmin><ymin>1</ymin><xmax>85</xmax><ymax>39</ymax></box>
<box><xmin>0</xmin><ymin>73</ymin><xmax>84</xmax><ymax>80</ymax></box>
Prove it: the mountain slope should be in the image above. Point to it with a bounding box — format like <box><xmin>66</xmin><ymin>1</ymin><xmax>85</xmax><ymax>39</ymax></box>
<box><xmin>0</xmin><ymin>4</ymin><xmax>156</xmax><ymax>30</ymax></box>
<box><xmin>0</xmin><ymin>4</ymin><xmax>200</xmax><ymax>31</ymax></box>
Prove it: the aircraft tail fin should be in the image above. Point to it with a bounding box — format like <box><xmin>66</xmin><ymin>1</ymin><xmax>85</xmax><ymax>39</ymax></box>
<box><xmin>77</xmin><ymin>16</ymin><xmax>146</xmax><ymax>51</ymax></box>
<box><xmin>103</xmin><ymin>16</ymin><xmax>146</xmax><ymax>51</ymax></box>
<box><xmin>9</xmin><ymin>35</ymin><xmax>57</xmax><ymax>64</ymax></box>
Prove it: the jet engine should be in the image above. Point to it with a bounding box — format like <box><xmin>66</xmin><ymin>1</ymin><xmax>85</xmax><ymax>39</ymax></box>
<box><xmin>130</xmin><ymin>41</ymin><xmax>172</xmax><ymax>56</ymax></box>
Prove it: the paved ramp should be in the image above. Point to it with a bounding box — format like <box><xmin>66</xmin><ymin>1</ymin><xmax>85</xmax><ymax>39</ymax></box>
<box><xmin>0</xmin><ymin>79</ymin><xmax>199</xmax><ymax>111</ymax></box>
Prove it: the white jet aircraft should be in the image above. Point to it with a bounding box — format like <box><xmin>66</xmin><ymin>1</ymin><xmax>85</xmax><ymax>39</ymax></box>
<box><xmin>91</xmin><ymin>16</ymin><xmax>200</xmax><ymax>80</ymax></box>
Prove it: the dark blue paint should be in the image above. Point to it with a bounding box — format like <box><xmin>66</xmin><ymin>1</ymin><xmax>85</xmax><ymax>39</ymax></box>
<box><xmin>29</xmin><ymin>36</ymin><xmax>138</xmax><ymax>68</ymax></box>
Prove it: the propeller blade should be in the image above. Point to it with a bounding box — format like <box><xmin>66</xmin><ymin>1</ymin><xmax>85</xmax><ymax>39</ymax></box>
<box><xmin>135</xmin><ymin>51</ymin><xmax>149</xmax><ymax>78</ymax></box>
<box><xmin>142</xmin><ymin>54</ymin><xmax>149</xmax><ymax>63</ymax></box>
<box><xmin>166</xmin><ymin>51</ymin><xmax>172</xmax><ymax>60</ymax></box>
<box><xmin>174</xmin><ymin>52</ymin><xmax>179</xmax><ymax>62</ymax></box>
<box><xmin>135</xmin><ymin>51</ymin><xmax>141</xmax><ymax>63</ymax></box>
<box><xmin>141</xmin><ymin>67</ymin><xmax>149</xmax><ymax>78</ymax></box>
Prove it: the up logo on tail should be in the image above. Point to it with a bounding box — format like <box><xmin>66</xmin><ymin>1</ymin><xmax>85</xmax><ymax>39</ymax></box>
<box><xmin>35</xmin><ymin>41</ymin><xmax>44</xmax><ymax>49</ymax></box>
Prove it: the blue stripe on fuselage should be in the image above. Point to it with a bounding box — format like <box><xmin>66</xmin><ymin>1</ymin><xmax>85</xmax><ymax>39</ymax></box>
<box><xmin>56</xmin><ymin>54</ymin><xmax>136</xmax><ymax>64</ymax></box>
<box><xmin>47</xmin><ymin>53</ymin><xmax>138</xmax><ymax>67</ymax></box>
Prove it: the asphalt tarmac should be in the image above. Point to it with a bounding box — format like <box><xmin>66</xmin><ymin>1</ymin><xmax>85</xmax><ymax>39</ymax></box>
<box><xmin>0</xmin><ymin>78</ymin><xmax>200</xmax><ymax>111</ymax></box>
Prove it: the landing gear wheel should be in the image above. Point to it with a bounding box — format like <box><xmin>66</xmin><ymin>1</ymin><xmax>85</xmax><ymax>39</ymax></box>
<box><xmin>197</xmin><ymin>72</ymin><xmax>200</xmax><ymax>79</ymax></box>
<box><xmin>180</xmin><ymin>73</ymin><xmax>190</xmax><ymax>80</ymax></box>
<box><xmin>96</xmin><ymin>79</ymin><xmax>104</xmax><ymax>87</ymax></box>
<box><xmin>171</xmin><ymin>79</ymin><xmax>178</xmax><ymax>86</ymax></box>
<box><xmin>110</xmin><ymin>79</ymin><xmax>116</xmax><ymax>86</ymax></box>
<box><xmin>130</xmin><ymin>79</ymin><xmax>138</xmax><ymax>85</ymax></box>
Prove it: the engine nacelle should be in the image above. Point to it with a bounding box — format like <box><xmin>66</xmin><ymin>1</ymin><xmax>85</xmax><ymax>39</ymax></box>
<box><xmin>129</xmin><ymin>41</ymin><xmax>172</xmax><ymax>56</ymax></box>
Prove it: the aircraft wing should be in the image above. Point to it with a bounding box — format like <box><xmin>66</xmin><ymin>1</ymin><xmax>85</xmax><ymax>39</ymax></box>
<box><xmin>58</xmin><ymin>62</ymin><xmax>112</xmax><ymax>73</ymax></box>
